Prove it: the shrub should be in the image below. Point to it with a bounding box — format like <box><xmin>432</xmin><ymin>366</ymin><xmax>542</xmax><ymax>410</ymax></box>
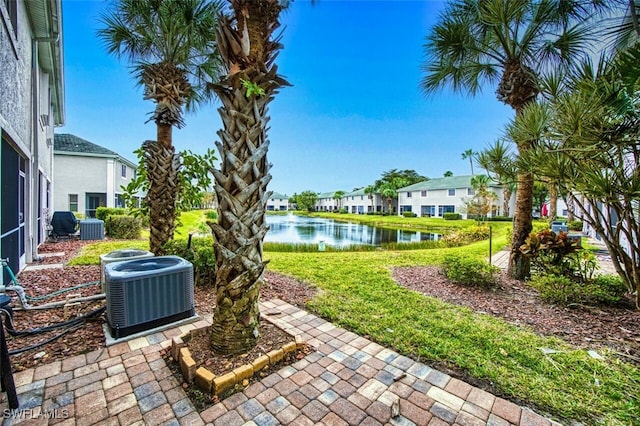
<box><xmin>441</xmin><ymin>254</ymin><xmax>499</xmax><ymax>288</ymax></box>
<box><xmin>568</xmin><ymin>220</ymin><xmax>583</xmax><ymax>231</ymax></box>
<box><xmin>530</xmin><ymin>273</ymin><xmax>628</xmax><ymax>306</ymax></box>
<box><xmin>443</xmin><ymin>212</ymin><xmax>461</xmax><ymax>220</ymax></box>
<box><xmin>105</xmin><ymin>215</ymin><xmax>141</xmax><ymax>239</ymax></box>
<box><xmin>442</xmin><ymin>225</ymin><xmax>490</xmax><ymax>247</ymax></box>
<box><xmin>402</xmin><ymin>211</ymin><xmax>417</xmax><ymax>218</ymax></box>
<box><xmin>205</xmin><ymin>210</ymin><xmax>218</xmax><ymax>221</ymax></box>
<box><xmin>520</xmin><ymin>230</ymin><xmax>581</xmax><ymax>277</ymax></box>
<box><xmin>163</xmin><ymin>237</ymin><xmax>216</xmax><ymax>287</ymax></box>
<box><xmin>73</xmin><ymin>212</ymin><xmax>85</xmax><ymax>220</ymax></box>
<box><xmin>96</xmin><ymin>207</ymin><xmax>126</xmax><ymax>221</ymax></box>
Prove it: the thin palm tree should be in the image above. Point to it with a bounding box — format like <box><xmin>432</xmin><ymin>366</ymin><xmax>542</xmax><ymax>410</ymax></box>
<box><xmin>208</xmin><ymin>0</ymin><xmax>290</xmax><ymax>354</ymax></box>
<box><xmin>422</xmin><ymin>0</ymin><xmax>600</xmax><ymax>279</ymax></box>
<box><xmin>333</xmin><ymin>190</ymin><xmax>345</xmax><ymax>211</ymax></box>
<box><xmin>461</xmin><ymin>149</ymin><xmax>476</xmax><ymax>175</ymax></box>
<box><xmin>476</xmin><ymin>140</ymin><xmax>517</xmax><ymax>217</ymax></box>
<box><xmin>98</xmin><ymin>0</ymin><xmax>222</xmax><ymax>255</ymax></box>
<box><xmin>364</xmin><ymin>185</ymin><xmax>376</xmax><ymax>213</ymax></box>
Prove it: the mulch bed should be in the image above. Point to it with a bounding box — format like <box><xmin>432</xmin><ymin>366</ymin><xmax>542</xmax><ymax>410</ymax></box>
<box><xmin>393</xmin><ymin>266</ymin><xmax>640</xmax><ymax>365</ymax></box>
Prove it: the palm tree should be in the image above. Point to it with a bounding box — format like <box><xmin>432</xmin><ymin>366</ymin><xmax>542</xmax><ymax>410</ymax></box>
<box><xmin>461</xmin><ymin>149</ymin><xmax>476</xmax><ymax>175</ymax></box>
<box><xmin>364</xmin><ymin>185</ymin><xmax>376</xmax><ymax>213</ymax></box>
<box><xmin>443</xmin><ymin>170</ymin><xmax>453</xmax><ymax>177</ymax></box>
<box><xmin>476</xmin><ymin>140</ymin><xmax>517</xmax><ymax>217</ymax></box>
<box><xmin>98</xmin><ymin>0</ymin><xmax>222</xmax><ymax>255</ymax></box>
<box><xmin>422</xmin><ymin>0</ymin><xmax>599</xmax><ymax>279</ymax></box>
<box><xmin>378</xmin><ymin>184</ymin><xmax>397</xmax><ymax>215</ymax></box>
<box><xmin>208</xmin><ymin>0</ymin><xmax>290</xmax><ymax>354</ymax></box>
<box><xmin>333</xmin><ymin>190</ymin><xmax>345</xmax><ymax>211</ymax></box>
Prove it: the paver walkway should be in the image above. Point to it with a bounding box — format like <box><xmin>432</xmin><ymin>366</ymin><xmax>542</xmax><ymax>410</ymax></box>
<box><xmin>2</xmin><ymin>300</ymin><xmax>562</xmax><ymax>426</ymax></box>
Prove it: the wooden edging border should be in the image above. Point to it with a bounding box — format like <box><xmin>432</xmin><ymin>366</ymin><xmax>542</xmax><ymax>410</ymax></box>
<box><xmin>170</xmin><ymin>313</ymin><xmax>306</xmax><ymax>396</ymax></box>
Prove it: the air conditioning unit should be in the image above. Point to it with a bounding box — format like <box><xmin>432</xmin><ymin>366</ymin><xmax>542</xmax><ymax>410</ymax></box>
<box><xmin>99</xmin><ymin>249</ymin><xmax>154</xmax><ymax>292</ymax></box>
<box><xmin>105</xmin><ymin>256</ymin><xmax>195</xmax><ymax>339</ymax></box>
<box><xmin>80</xmin><ymin>219</ymin><xmax>104</xmax><ymax>240</ymax></box>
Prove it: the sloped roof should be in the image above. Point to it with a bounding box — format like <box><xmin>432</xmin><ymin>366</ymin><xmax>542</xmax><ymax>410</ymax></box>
<box><xmin>345</xmin><ymin>188</ymin><xmax>366</xmax><ymax>197</ymax></box>
<box><xmin>399</xmin><ymin>175</ymin><xmax>500</xmax><ymax>192</ymax></box>
<box><xmin>54</xmin><ymin>134</ymin><xmax>136</xmax><ymax>168</ymax></box>
<box><xmin>269</xmin><ymin>192</ymin><xmax>288</xmax><ymax>200</ymax></box>
<box><xmin>317</xmin><ymin>192</ymin><xmax>337</xmax><ymax>199</ymax></box>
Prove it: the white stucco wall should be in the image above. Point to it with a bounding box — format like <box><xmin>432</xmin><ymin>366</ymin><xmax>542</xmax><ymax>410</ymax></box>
<box><xmin>1</xmin><ymin>0</ymin><xmax>59</xmax><ymax>275</ymax></box>
<box><xmin>53</xmin><ymin>154</ymin><xmax>136</xmax><ymax>214</ymax></box>
<box><xmin>397</xmin><ymin>186</ymin><xmax>513</xmax><ymax>218</ymax></box>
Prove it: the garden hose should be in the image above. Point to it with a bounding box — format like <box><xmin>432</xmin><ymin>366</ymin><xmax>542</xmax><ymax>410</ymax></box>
<box><xmin>8</xmin><ymin>324</ymin><xmax>84</xmax><ymax>355</ymax></box>
<box><xmin>1</xmin><ymin>306</ymin><xmax>106</xmax><ymax>355</ymax></box>
<box><xmin>0</xmin><ymin>305</ymin><xmax>105</xmax><ymax>336</ymax></box>
<box><xmin>24</xmin><ymin>280</ymin><xmax>100</xmax><ymax>301</ymax></box>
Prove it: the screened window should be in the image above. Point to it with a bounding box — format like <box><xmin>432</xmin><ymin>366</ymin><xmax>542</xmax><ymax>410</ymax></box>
<box><xmin>121</xmin><ymin>165</ymin><xmax>127</xmax><ymax>178</ymax></box>
<box><xmin>407</xmin><ymin>192</ymin><xmax>412</xmax><ymax>198</ymax></box>
<box><xmin>421</xmin><ymin>190</ymin><xmax>427</xmax><ymax>197</ymax></box>
<box><xmin>448</xmin><ymin>189</ymin><xmax>456</xmax><ymax>196</ymax></box>
<box><xmin>69</xmin><ymin>194</ymin><xmax>78</xmax><ymax>212</ymax></box>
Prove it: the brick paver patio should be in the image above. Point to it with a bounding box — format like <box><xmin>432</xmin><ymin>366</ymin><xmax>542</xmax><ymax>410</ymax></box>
<box><xmin>1</xmin><ymin>300</ymin><xmax>563</xmax><ymax>425</ymax></box>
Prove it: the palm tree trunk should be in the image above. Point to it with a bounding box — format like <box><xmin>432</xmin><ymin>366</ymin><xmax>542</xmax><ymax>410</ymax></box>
<box><xmin>157</xmin><ymin>123</ymin><xmax>173</xmax><ymax>149</ymax></box>
<box><xmin>507</xmin><ymin>171</ymin><xmax>533</xmax><ymax>279</ymax></box>
<box><xmin>548</xmin><ymin>184</ymin><xmax>558</xmax><ymax>220</ymax></box>
<box><xmin>144</xmin><ymin>140</ymin><xmax>179</xmax><ymax>255</ymax></box>
<box><xmin>209</xmin><ymin>4</ymin><xmax>288</xmax><ymax>355</ymax></box>
<box><xmin>502</xmin><ymin>184</ymin><xmax>512</xmax><ymax>217</ymax></box>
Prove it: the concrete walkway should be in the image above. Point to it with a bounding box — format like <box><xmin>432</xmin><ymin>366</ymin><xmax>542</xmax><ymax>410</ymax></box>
<box><xmin>1</xmin><ymin>300</ymin><xmax>562</xmax><ymax>426</ymax></box>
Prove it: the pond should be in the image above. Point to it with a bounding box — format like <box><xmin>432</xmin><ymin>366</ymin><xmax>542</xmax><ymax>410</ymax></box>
<box><xmin>265</xmin><ymin>214</ymin><xmax>442</xmax><ymax>247</ymax></box>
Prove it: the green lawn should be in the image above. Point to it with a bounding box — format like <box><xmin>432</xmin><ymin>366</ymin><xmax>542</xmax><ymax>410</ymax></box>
<box><xmin>66</xmin><ymin>211</ymin><xmax>640</xmax><ymax>424</ymax></box>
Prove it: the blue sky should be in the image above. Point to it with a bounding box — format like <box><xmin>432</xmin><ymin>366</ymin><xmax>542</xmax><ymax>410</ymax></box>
<box><xmin>59</xmin><ymin>0</ymin><xmax>514</xmax><ymax>196</ymax></box>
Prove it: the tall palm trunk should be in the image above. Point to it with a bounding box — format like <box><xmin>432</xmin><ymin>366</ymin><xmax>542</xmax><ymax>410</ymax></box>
<box><xmin>502</xmin><ymin>184</ymin><xmax>512</xmax><ymax>216</ymax></box>
<box><xmin>143</xmin><ymin>140</ymin><xmax>180</xmax><ymax>255</ymax></box>
<box><xmin>142</xmin><ymin>62</ymin><xmax>190</xmax><ymax>255</ymax></box>
<box><xmin>548</xmin><ymin>183</ymin><xmax>558</xmax><ymax>220</ymax></box>
<box><xmin>209</xmin><ymin>1</ymin><xmax>288</xmax><ymax>354</ymax></box>
<box><xmin>500</xmin><ymin>60</ymin><xmax>538</xmax><ymax>280</ymax></box>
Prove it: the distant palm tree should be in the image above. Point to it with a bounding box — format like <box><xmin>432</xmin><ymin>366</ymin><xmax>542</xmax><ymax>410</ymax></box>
<box><xmin>461</xmin><ymin>149</ymin><xmax>476</xmax><ymax>175</ymax></box>
<box><xmin>98</xmin><ymin>0</ymin><xmax>222</xmax><ymax>255</ymax></box>
<box><xmin>364</xmin><ymin>185</ymin><xmax>376</xmax><ymax>213</ymax></box>
<box><xmin>443</xmin><ymin>171</ymin><xmax>453</xmax><ymax>177</ymax></box>
<box><xmin>422</xmin><ymin>0</ymin><xmax>600</xmax><ymax>279</ymax></box>
<box><xmin>476</xmin><ymin>140</ymin><xmax>516</xmax><ymax>217</ymax></box>
<box><xmin>208</xmin><ymin>0</ymin><xmax>290</xmax><ymax>354</ymax></box>
<box><xmin>333</xmin><ymin>190</ymin><xmax>345</xmax><ymax>211</ymax></box>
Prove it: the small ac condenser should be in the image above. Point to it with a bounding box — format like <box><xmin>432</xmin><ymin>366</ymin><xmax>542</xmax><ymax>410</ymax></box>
<box><xmin>99</xmin><ymin>249</ymin><xmax>154</xmax><ymax>292</ymax></box>
<box><xmin>105</xmin><ymin>256</ymin><xmax>195</xmax><ymax>339</ymax></box>
<box><xmin>80</xmin><ymin>219</ymin><xmax>104</xmax><ymax>240</ymax></box>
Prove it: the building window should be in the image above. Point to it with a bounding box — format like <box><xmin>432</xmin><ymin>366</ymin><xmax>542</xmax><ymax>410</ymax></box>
<box><xmin>69</xmin><ymin>194</ymin><xmax>78</xmax><ymax>212</ymax></box>
<box><xmin>448</xmin><ymin>189</ymin><xmax>456</xmax><ymax>196</ymax></box>
<box><xmin>3</xmin><ymin>0</ymin><xmax>17</xmax><ymax>37</ymax></box>
<box><xmin>421</xmin><ymin>190</ymin><xmax>427</xmax><ymax>197</ymax></box>
<box><xmin>407</xmin><ymin>192</ymin><xmax>412</xmax><ymax>198</ymax></box>
<box><xmin>467</xmin><ymin>188</ymin><xmax>476</xmax><ymax>196</ymax></box>
<box><xmin>121</xmin><ymin>165</ymin><xmax>127</xmax><ymax>178</ymax></box>
<box><xmin>421</xmin><ymin>205</ymin><xmax>435</xmax><ymax>217</ymax></box>
<box><xmin>438</xmin><ymin>205</ymin><xmax>455</xmax><ymax>216</ymax></box>
<box><xmin>400</xmin><ymin>205</ymin><xmax>412</xmax><ymax>213</ymax></box>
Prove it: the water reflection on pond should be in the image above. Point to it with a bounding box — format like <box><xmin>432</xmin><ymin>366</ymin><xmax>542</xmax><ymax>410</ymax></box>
<box><xmin>265</xmin><ymin>214</ymin><xmax>442</xmax><ymax>247</ymax></box>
